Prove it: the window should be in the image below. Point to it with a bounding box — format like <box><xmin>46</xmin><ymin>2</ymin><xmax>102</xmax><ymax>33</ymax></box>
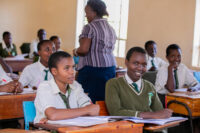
<box><xmin>75</xmin><ymin>0</ymin><xmax>129</xmax><ymax>57</ymax></box>
<box><xmin>192</xmin><ymin>0</ymin><xmax>200</xmax><ymax>67</ymax></box>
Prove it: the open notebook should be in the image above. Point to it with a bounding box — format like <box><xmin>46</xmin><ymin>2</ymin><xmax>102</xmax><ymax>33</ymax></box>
<box><xmin>47</xmin><ymin>116</ymin><xmax>187</xmax><ymax>127</ymax></box>
<box><xmin>0</xmin><ymin>88</ymin><xmax>36</xmax><ymax>96</ymax></box>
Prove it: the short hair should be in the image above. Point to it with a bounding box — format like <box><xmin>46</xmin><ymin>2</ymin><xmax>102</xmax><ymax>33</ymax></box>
<box><xmin>145</xmin><ymin>40</ymin><xmax>156</xmax><ymax>50</ymax></box>
<box><xmin>2</xmin><ymin>31</ymin><xmax>11</xmax><ymax>39</ymax></box>
<box><xmin>48</xmin><ymin>51</ymin><xmax>72</xmax><ymax>72</ymax></box>
<box><xmin>87</xmin><ymin>0</ymin><xmax>109</xmax><ymax>18</ymax></box>
<box><xmin>50</xmin><ymin>36</ymin><xmax>59</xmax><ymax>41</ymax></box>
<box><xmin>37</xmin><ymin>40</ymin><xmax>52</xmax><ymax>51</ymax></box>
<box><xmin>166</xmin><ymin>44</ymin><xmax>181</xmax><ymax>56</ymax></box>
<box><xmin>126</xmin><ymin>47</ymin><xmax>146</xmax><ymax>61</ymax></box>
<box><xmin>37</xmin><ymin>29</ymin><xmax>45</xmax><ymax>36</ymax></box>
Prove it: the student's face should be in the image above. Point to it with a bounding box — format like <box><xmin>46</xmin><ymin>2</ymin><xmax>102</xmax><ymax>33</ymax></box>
<box><xmin>3</xmin><ymin>34</ymin><xmax>12</xmax><ymax>46</ymax></box>
<box><xmin>85</xmin><ymin>5</ymin><xmax>97</xmax><ymax>23</ymax></box>
<box><xmin>38</xmin><ymin>42</ymin><xmax>55</xmax><ymax>64</ymax></box>
<box><xmin>166</xmin><ymin>49</ymin><xmax>182</xmax><ymax>67</ymax></box>
<box><xmin>146</xmin><ymin>44</ymin><xmax>157</xmax><ymax>57</ymax></box>
<box><xmin>38</xmin><ymin>30</ymin><xmax>46</xmax><ymax>41</ymax></box>
<box><xmin>125</xmin><ymin>52</ymin><xmax>147</xmax><ymax>82</ymax></box>
<box><xmin>53</xmin><ymin>58</ymin><xmax>75</xmax><ymax>84</ymax></box>
<box><xmin>52</xmin><ymin>38</ymin><xmax>61</xmax><ymax>51</ymax></box>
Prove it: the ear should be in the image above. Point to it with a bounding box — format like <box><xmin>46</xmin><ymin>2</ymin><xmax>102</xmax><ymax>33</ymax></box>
<box><xmin>38</xmin><ymin>50</ymin><xmax>41</xmax><ymax>56</ymax></box>
<box><xmin>125</xmin><ymin>59</ymin><xmax>128</xmax><ymax>67</ymax></box>
<box><xmin>51</xmin><ymin>68</ymin><xmax>57</xmax><ymax>76</ymax></box>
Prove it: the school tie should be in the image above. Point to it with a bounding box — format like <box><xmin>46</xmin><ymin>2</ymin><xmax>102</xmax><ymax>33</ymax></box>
<box><xmin>58</xmin><ymin>85</ymin><xmax>71</xmax><ymax>109</ymax></box>
<box><xmin>44</xmin><ymin>70</ymin><xmax>49</xmax><ymax>81</ymax></box>
<box><xmin>174</xmin><ymin>69</ymin><xmax>179</xmax><ymax>89</ymax></box>
<box><xmin>151</xmin><ymin>59</ymin><xmax>155</xmax><ymax>67</ymax></box>
<box><xmin>132</xmin><ymin>82</ymin><xmax>139</xmax><ymax>93</ymax></box>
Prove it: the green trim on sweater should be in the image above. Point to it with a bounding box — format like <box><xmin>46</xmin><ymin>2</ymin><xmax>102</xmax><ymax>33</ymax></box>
<box><xmin>105</xmin><ymin>77</ymin><xmax>163</xmax><ymax>117</ymax></box>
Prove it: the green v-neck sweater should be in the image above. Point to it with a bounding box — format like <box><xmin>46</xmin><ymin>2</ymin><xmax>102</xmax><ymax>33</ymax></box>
<box><xmin>105</xmin><ymin>77</ymin><xmax>163</xmax><ymax>117</ymax></box>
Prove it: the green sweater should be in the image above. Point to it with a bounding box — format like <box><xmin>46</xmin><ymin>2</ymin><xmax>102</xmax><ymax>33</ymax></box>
<box><xmin>105</xmin><ymin>77</ymin><xmax>163</xmax><ymax>117</ymax></box>
<box><xmin>0</xmin><ymin>43</ymin><xmax>17</xmax><ymax>57</ymax></box>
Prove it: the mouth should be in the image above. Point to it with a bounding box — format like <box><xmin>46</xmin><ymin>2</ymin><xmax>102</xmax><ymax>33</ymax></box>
<box><xmin>135</xmin><ymin>72</ymin><xmax>142</xmax><ymax>77</ymax></box>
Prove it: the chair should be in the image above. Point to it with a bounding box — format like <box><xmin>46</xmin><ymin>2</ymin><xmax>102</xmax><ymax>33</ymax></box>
<box><xmin>142</xmin><ymin>71</ymin><xmax>158</xmax><ymax>85</ymax></box>
<box><xmin>193</xmin><ymin>71</ymin><xmax>200</xmax><ymax>82</ymax></box>
<box><xmin>20</xmin><ymin>43</ymin><xmax>30</xmax><ymax>54</ymax></box>
<box><xmin>95</xmin><ymin>101</ymin><xmax>109</xmax><ymax>116</ymax></box>
<box><xmin>23</xmin><ymin>101</ymin><xmax>36</xmax><ymax>130</ymax></box>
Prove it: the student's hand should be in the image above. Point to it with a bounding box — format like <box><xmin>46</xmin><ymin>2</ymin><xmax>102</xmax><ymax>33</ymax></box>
<box><xmin>0</xmin><ymin>81</ymin><xmax>16</xmax><ymax>93</ymax></box>
<box><xmin>32</xmin><ymin>86</ymin><xmax>37</xmax><ymax>90</ymax></box>
<box><xmin>168</xmin><ymin>62</ymin><xmax>179</xmax><ymax>70</ymax></box>
<box><xmin>149</xmin><ymin>66</ymin><xmax>157</xmax><ymax>71</ymax></box>
<box><xmin>85</xmin><ymin>104</ymin><xmax>100</xmax><ymax>116</ymax></box>
<box><xmin>140</xmin><ymin>108</ymin><xmax>173</xmax><ymax>119</ymax></box>
<box><xmin>39</xmin><ymin>118</ymin><xmax>48</xmax><ymax>124</ymax></box>
<box><xmin>14</xmin><ymin>81</ymin><xmax>23</xmax><ymax>94</ymax></box>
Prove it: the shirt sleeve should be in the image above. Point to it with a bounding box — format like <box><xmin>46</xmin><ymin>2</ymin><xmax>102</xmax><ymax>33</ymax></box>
<box><xmin>155</xmin><ymin>67</ymin><xmax>168</xmax><ymax>94</ymax></box>
<box><xmin>19</xmin><ymin>66</ymin><xmax>31</xmax><ymax>87</ymax></box>
<box><xmin>184</xmin><ymin>65</ymin><xmax>198</xmax><ymax>87</ymax></box>
<box><xmin>79</xmin><ymin>24</ymin><xmax>93</xmax><ymax>39</ymax></box>
<box><xmin>75</xmin><ymin>82</ymin><xmax>91</xmax><ymax>107</ymax></box>
<box><xmin>105</xmin><ymin>79</ymin><xmax>141</xmax><ymax>117</ymax></box>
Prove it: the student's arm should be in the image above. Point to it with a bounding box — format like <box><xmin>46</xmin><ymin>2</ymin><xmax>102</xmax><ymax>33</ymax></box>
<box><xmin>0</xmin><ymin>81</ymin><xmax>16</xmax><ymax>93</ymax></box>
<box><xmin>45</xmin><ymin>104</ymin><xmax>99</xmax><ymax>121</ymax></box>
<box><xmin>73</xmin><ymin>38</ymin><xmax>91</xmax><ymax>56</ymax></box>
<box><xmin>0</xmin><ymin>57</ymin><xmax>12</xmax><ymax>73</ymax></box>
<box><xmin>165</xmin><ymin>64</ymin><xmax>176</xmax><ymax>93</ymax></box>
<box><xmin>139</xmin><ymin>109</ymin><xmax>172</xmax><ymax>119</ymax></box>
<box><xmin>18</xmin><ymin>66</ymin><xmax>31</xmax><ymax>87</ymax></box>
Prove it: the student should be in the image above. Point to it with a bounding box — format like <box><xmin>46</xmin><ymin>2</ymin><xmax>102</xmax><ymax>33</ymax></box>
<box><xmin>34</xmin><ymin>51</ymin><xmax>99</xmax><ymax>123</ymax></box>
<box><xmin>29</xmin><ymin>29</ymin><xmax>46</xmax><ymax>58</ymax></box>
<box><xmin>145</xmin><ymin>40</ymin><xmax>166</xmax><ymax>71</ymax></box>
<box><xmin>19</xmin><ymin>40</ymin><xmax>55</xmax><ymax>88</ymax></box>
<box><xmin>0</xmin><ymin>64</ymin><xmax>22</xmax><ymax>93</ymax></box>
<box><xmin>155</xmin><ymin>44</ymin><xmax>199</xmax><ymax>105</ymax></box>
<box><xmin>0</xmin><ymin>31</ymin><xmax>17</xmax><ymax>57</ymax></box>
<box><xmin>50</xmin><ymin>36</ymin><xmax>62</xmax><ymax>51</ymax></box>
<box><xmin>105</xmin><ymin>47</ymin><xmax>172</xmax><ymax>119</ymax></box>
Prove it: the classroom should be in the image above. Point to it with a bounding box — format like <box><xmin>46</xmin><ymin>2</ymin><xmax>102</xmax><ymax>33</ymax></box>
<box><xmin>0</xmin><ymin>0</ymin><xmax>200</xmax><ymax>133</ymax></box>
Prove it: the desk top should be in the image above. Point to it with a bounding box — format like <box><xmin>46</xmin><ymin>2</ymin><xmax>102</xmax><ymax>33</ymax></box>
<box><xmin>0</xmin><ymin>128</ymin><xmax>49</xmax><ymax>133</ymax></box>
<box><xmin>35</xmin><ymin>121</ymin><xmax>144</xmax><ymax>133</ymax></box>
<box><xmin>167</xmin><ymin>92</ymin><xmax>200</xmax><ymax>99</ymax></box>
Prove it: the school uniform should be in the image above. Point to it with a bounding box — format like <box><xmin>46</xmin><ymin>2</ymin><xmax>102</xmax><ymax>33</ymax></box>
<box><xmin>0</xmin><ymin>42</ymin><xmax>17</xmax><ymax>57</ymax></box>
<box><xmin>146</xmin><ymin>55</ymin><xmax>166</xmax><ymax>70</ymax></box>
<box><xmin>155</xmin><ymin>63</ymin><xmax>198</xmax><ymax>95</ymax></box>
<box><xmin>19</xmin><ymin>61</ymin><xmax>52</xmax><ymax>87</ymax></box>
<box><xmin>29</xmin><ymin>39</ymin><xmax>39</xmax><ymax>58</ymax></box>
<box><xmin>105</xmin><ymin>73</ymin><xmax>163</xmax><ymax>117</ymax></box>
<box><xmin>0</xmin><ymin>65</ymin><xmax>12</xmax><ymax>85</ymax></box>
<box><xmin>34</xmin><ymin>78</ymin><xmax>92</xmax><ymax>123</ymax></box>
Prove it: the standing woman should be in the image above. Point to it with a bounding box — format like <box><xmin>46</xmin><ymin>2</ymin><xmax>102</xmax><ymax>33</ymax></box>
<box><xmin>73</xmin><ymin>0</ymin><xmax>116</xmax><ymax>103</ymax></box>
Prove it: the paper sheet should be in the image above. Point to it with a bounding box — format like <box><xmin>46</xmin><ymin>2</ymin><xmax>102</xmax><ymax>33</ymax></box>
<box><xmin>0</xmin><ymin>88</ymin><xmax>36</xmax><ymax>96</ymax></box>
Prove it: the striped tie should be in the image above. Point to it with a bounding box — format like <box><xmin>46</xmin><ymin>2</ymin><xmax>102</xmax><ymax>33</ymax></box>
<box><xmin>58</xmin><ymin>85</ymin><xmax>71</xmax><ymax>109</ymax></box>
<box><xmin>132</xmin><ymin>82</ymin><xmax>139</xmax><ymax>93</ymax></box>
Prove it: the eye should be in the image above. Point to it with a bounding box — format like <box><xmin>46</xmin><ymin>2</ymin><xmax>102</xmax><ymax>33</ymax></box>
<box><xmin>65</xmin><ymin>66</ymin><xmax>70</xmax><ymax>70</ymax></box>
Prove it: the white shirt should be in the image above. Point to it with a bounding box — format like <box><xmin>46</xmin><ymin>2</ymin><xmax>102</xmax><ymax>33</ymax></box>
<box><xmin>146</xmin><ymin>55</ymin><xmax>167</xmax><ymax>70</ymax></box>
<box><xmin>155</xmin><ymin>63</ymin><xmax>198</xmax><ymax>94</ymax></box>
<box><xmin>2</xmin><ymin>41</ymin><xmax>14</xmax><ymax>53</ymax></box>
<box><xmin>29</xmin><ymin>39</ymin><xmax>39</xmax><ymax>58</ymax></box>
<box><xmin>124</xmin><ymin>73</ymin><xmax>142</xmax><ymax>91</ymax></box>
<box><xmin>19</xmin><ymin>61</ymin><xmax>53</xmax><ymax>87</ymax></box>
<box><xmin>0</xmin><ymin>65</ymin><xmax>12</xmax><ymax>85</ymax></box>
<box><xmin>34</xmin><ymin>78</ymin><xmax>91</xmax><ymax>123</ymax></box>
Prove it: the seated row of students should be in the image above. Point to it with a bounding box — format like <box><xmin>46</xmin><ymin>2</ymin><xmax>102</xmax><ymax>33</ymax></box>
<box><xmin>0</xmin><ymin>30</ymin><xmax>62</xmax><ymax>58</ymax></box>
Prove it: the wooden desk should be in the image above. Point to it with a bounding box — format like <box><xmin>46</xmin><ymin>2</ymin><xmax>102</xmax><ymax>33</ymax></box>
<box><xmin>35</xmin><ymin>121</ymin><xmax>144</xmax><ymax>133</ymax></box>
<box><xmin>0</xmin><ymin>93</ymin><xmax>36</xmax><ymax>120</ymax></box>
<box><xmin>0</xmin><ymin>128</ymin><xmax>49</xmax><ymax>133</ymax></box>
<box><xmin>4</xmin><ymin>58</ymin><xmax>33</xmax><ymax>72</ymax></box>
<box><xmin>166</xmin><ymin>92</ymin><xmax>200</xmax><ymax>117</ymax></box>
<box><xmin>144</xmin><ymin>119</ymin><xmax>186</xmax><ymax>132</ymax></box>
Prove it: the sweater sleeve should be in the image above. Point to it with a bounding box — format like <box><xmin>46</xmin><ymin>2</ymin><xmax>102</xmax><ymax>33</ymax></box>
<box><xmin>105</xmin><ymin>79</ymin><xmax>141</xmax><ymax>117</ymax></box>
<box><xmin>150</xmin><ymin>83</ymin><xmax>164</xmax><ymax>111</ymax></box>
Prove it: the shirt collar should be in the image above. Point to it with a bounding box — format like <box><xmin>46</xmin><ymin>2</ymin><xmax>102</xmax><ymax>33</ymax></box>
<box><xmin>50</xmin><ymin>78</ymin><xmax>75</xmax><ymax>95</ymax></box>
<box><xmin>125</xmin><ymin>72</ymin><xmax>141</xmax><ymax>87</ymax></box>
<box><xmin>37</xmin><ymin>60</ymin><xmax>49</xmax><ymax>72</ymax></box>
<box><xmin>146</xmin><ymin>55</ymin><xmax>154</xmax><ymax>60</ymax></box>
<box><xmin>2</xmin><ymin>41</ymin><xmax>13</xmax><ymax>50</ymax></box>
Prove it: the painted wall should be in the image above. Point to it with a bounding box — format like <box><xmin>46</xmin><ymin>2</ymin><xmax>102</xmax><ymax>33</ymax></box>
<box><xmin>0</xmin><ymin>0</ymin><xmax>198</xmax><ymax>69</ymax></box>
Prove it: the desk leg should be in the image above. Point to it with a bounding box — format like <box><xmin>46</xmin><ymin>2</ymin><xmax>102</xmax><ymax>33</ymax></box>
<box><xmin>167</xmin><ymin>100</ymin><xmax>193</xmax><ymax>133</ymax></box>
<box><xmin>18</xmin><ymin>119</ymin><xmax>24</xmax><ymax>129</ymax></box>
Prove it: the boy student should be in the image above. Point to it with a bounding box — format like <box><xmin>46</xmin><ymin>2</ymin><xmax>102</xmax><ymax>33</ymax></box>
<box><xmin>50</xmin><ymin>36</ymin><xmax>62</xmax><ymax>51</ymax></box>
<box><xmin>155</xmin><ymin>44</ymin><xmax>200</xmax><ymax>105</ymax></box>
<box><xmin>19</xmin><ymin>40</ymin><xmax>55</xmax><ymax>88</ymax></box>
<box><xmin>145</xmin><ymin>40</ymin><xmax>166</xmax><ymax>71</ymax></box>
<box><xmin>105</xmin><ymin>47</ymin><xmax>172</xmax><ymax>119</ymax></box>
<box><xmin>0</xmin><ymin>31</ymin><xmax>17</xmax><ymax>57</ymax></box>
<box><xmin>34</xmin><ymin>51</ymin><xmax>99</xmax><ymax>123</ymax></box>
<box><xmin>0</xmin><ymin>64</ymin><xmax>22</xmax><ymax>93</ymax></box>
<box><xmin>29</xmin><ymin>29</ymin><xmax>46</xmax><ymax>58</ymax></box>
